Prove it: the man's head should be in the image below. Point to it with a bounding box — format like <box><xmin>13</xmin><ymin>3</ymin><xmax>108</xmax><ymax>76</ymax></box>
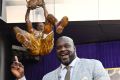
<box><xmin>56</xmin><ymin>36</ymin><xmax>77</xmax><ymax>66</ymax></box>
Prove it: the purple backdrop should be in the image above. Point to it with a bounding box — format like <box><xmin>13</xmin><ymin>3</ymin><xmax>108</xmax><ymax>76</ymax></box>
<box><xmin>24</xmin><ymin>41</ymin><xmax>120</xmax><ymax>80</ymax></box>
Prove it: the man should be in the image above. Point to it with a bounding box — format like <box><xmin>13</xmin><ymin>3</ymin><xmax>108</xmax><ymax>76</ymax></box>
<box><xmin>11</xmin><ymin>36</ymin><xmax>110</xmax><ymax>80</ymax></box>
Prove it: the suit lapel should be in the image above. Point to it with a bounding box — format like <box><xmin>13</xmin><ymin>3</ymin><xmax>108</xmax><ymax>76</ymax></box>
<box><xmin>55</xmin><ymin>59</ymin><xmax>86</xmax><ymax>80</ymax></box>
<box><xmin>71</xmin><ymin>58</ymin><xmax>83</xmax><ymax>80</ymax></box>
<box><xmin>56</xmin><ymin>66</ymin><xmax>61</xmax><ymax>80</ymax></box>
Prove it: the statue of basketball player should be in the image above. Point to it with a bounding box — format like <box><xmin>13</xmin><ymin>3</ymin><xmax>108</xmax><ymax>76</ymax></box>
<box><xmin>14</xmin><ymin>0</ymin><xmax>69</xmax><ymax>55</ymax></box>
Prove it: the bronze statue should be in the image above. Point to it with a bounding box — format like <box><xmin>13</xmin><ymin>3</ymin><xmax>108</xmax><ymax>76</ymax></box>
<box><xmin>14</xmin><ymin>0</ymin><xmax>68</xmax><ymax>56</ymax></box>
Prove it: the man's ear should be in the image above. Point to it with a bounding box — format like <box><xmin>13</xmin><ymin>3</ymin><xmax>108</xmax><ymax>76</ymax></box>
<box><xmin>74</xmin><ymin>46</ymin><xmax>77</xmax><ymax>56</ymax></box>
<box><xmin>74</xmin><ymin>46</ymin><xmax>76</xmax><ymax>51</ymax></box>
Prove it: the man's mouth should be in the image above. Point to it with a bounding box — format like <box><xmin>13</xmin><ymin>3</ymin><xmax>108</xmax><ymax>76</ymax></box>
<box><xmin>60</xmin><ymin>52</ymin><xmax>69</xmax><ymax>59</ymax></box>
<box><xmin>61</xmin><ymin>55</ymin><xmax>69</xmax><ymax>60</ymax></box>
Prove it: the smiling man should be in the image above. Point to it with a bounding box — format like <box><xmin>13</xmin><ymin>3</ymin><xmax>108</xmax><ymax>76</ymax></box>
<box><xmin>56</xmin><ymin>36</ymin><xmax>76</xmax><ymax>66</ymax></box>
<box><xmin>11</xmin><ymin>36</ymin><xmax>110</xmax><ymax>80</ymax></box>
<box><xmin>42</xmin><ymin>36</ymin><xmax>110</xmax><ymax>80</ymax></box>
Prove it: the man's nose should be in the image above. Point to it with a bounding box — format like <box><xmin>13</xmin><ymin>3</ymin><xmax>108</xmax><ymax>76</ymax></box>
<box><xmin>60</xmin><ymin>47</ymin><xmax>66</xmax><ymax>51</ymax></box>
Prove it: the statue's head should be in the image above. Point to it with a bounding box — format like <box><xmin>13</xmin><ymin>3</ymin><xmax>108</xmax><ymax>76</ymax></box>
<box><xmin>36</xmin><ymin>22</ymin><xmax>44</xmax><ymax>32</ymax></box>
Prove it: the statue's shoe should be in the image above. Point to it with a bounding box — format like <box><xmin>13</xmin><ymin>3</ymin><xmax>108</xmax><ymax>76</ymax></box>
<box><xmin>56</xmin><ymin>16</ymin><xmax>68</xmax><ymax>34</ymax></box>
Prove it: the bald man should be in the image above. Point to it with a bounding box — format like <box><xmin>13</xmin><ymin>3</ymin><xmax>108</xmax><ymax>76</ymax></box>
<box><xmin>11</xmin><ymin>36</ymin><xmax>110</xmax><ymax>80</ymax></box>
<box><xmin>42</xmin><ymin>36</ymin><xmax>110</xmax><ymax>80</ymax></box>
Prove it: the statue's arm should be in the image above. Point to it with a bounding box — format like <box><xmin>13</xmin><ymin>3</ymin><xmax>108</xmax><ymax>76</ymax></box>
<box><xmin>25</xmin><ymin>8</ymin><xmax>33</xmax><ymax>33</ymax></box>
<box><xmin>42</xmin><ymin>1</ymin><xmax>48</xmax><ymax>19</ymax></box>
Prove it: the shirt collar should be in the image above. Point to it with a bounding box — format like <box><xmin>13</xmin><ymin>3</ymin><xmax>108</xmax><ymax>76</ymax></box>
<box><xmin>61</xmin><ymin>57</ymin><xmax>79</xmax><ymax>70</ymax></box>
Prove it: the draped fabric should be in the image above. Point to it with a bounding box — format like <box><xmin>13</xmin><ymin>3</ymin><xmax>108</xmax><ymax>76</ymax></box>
<box><xmin>76</xmin><ymin>41</ymin><xmax>120</xmax><ymax>68</ymax></box>
<box><xmin>24</xmin><ymin>41</ymin><xmax>120</xmax><ymax>80</ymax></box>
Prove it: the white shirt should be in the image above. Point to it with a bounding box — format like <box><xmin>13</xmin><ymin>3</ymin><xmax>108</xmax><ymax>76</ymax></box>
<box><xmin>59</xmin><ymin>57</ymin><xmax>79</xmax><ymax>80</ymax></box>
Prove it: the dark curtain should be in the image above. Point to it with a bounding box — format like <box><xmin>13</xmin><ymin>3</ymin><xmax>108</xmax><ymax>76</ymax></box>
<box><xmin>0</xmin><ymin>19</ymin><xmax>14</xmax><ymax>80</ymax></box>
<box><xmin>76</xmin><ymin>41</ymin><xmax>120</xmax><ymax>68</ymax></box>
<box><xmin>0</xmin><ymin>0</ymin><xmax>2</xmax><ymax>16</ymax></box>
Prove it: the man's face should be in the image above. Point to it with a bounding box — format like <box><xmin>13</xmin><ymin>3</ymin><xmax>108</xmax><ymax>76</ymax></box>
<box><xmin>56</xmin><ymin>37</ymin><xmax>76</xmax><ymax>66</ymax></box>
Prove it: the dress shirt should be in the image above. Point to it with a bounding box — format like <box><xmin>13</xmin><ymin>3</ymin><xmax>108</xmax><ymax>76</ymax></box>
<box><xmin>59</xmin><ymin>57</ymin><xmax>79</xmax><ymax>80</ymax></box>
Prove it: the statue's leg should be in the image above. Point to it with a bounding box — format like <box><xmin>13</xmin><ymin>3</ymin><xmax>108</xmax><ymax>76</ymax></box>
<box><xmin>43</xmin><ymin>14</ymin><xmax>58</xmax><ymax>34</ymax></box>
<box><xmin>46</xmin><ymin>14</ymin><xmax>58</xmax><ymax>25</ymax></box>
<box><xmin>56</xmin><ymin>16</ymin><xmax>69</xmax><ymax>34</ymax></box>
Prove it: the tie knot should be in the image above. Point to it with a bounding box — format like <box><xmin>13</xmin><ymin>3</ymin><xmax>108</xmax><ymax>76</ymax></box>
<box><xmin>66</xmin><ymin>66</ymin><xmax>71</xmax><ymax>70</ymax></box>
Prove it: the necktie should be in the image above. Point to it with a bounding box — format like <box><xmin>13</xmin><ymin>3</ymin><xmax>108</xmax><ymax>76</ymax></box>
<box><xmin>65</xmin><ymin>66</ymin><xmax>71</xmax><ymax>80</ymax></box>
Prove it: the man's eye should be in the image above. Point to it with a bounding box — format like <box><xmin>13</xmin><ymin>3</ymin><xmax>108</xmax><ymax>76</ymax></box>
<box><xmin>65</xmin><ymin>45</ymin><xmax>70</xmax><ymax>48</ymax></box>
<box><xmin>57</xmin><ymin>46</ymin><xmax>61</xmax><ymax>50</ymax></box>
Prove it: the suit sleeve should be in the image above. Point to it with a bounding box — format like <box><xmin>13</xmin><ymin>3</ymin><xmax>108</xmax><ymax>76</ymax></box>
<box><xmin>93</xmin><ymin>60</ymin><xmax>110</xmax><ymax>80</ymax></box>
<box><xmin>42</xmin><ymin>74</ymin><xmax>50</xmax><ymax>80</ymax></box>
<box><xmin>42</xmin><ymin>76</ymin><xmax>46</xmax><ymax>80</ymax></box>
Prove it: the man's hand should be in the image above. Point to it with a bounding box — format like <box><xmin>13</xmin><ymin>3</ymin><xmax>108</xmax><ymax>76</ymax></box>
<box><xmin>11</xmin><ymin>56</ymin><xmax>24</xmax><ymax>79</ymax></box>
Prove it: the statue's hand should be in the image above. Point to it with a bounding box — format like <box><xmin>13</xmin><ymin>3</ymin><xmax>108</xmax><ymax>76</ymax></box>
<box><xmin>27</xmin><ymin>0</ymin><xmax>44</xmax><ymax>10</ymax></box>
